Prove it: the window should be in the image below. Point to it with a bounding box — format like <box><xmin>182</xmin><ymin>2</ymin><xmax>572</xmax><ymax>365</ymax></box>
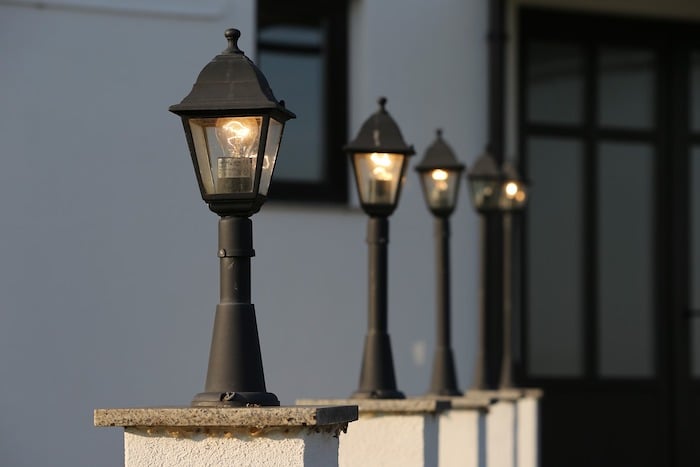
<box><xmin>257</xmin><ymin>0</ymin><xmax>348</xmax><ymax>203</ymax></box>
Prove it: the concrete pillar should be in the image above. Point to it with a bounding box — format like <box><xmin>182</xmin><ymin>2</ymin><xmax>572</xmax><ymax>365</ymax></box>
<box><xmin>435</xmin><ymin>396</ymin><xmax>491</xmax><ymax>467</ymax></box>
<box><xmin>297</xmin><ymin>399</ymin><xmax>449</xmax><ymax>467</ymax></box>
<box><xmin>517</xmin><ymin>389</ymin><xmax>543</xmax><ymax>467</ymax></box>
<box><xmin>466</xmin><ymin>389</ymin><xmax>520</xmax><ymax>467</ymax></box>
<box><xmin>94</xmin><ymin>405</ymin><xmax>358</xmax><ymax>467</ymax></box>
<box><xmin>466</xmin><ymin>388</ymin><xmax>542</xmax><ymax>467</ymax></box>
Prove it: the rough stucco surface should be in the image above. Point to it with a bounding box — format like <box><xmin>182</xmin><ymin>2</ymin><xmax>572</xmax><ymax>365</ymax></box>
<box><xmin>124</xmin><ymin>428</ymin><xmax>338</xmax><ymax>467</ymax></box>
<box><xmin>94</xmin><ymin>405</ymin><xmax>358</xmax><ymax>428</ymax></box>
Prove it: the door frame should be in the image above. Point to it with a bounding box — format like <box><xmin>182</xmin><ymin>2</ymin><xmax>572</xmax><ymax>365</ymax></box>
<box><xmin>514</xmin><ymin>7</ymin><xmax>698</xmax><ymax>465</ymax></box>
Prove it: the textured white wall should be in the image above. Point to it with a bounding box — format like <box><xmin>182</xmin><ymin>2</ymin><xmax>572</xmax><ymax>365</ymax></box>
<box><xmin>439</xmin><ymin>409</ymin><xmax>485</xmax><ymax>467</ymax></box>
<box><xmin>124</xmin><ymin>428</ymin><xmax>338</xmax><ymax>467</ymax></box>
<box><xmin>487</xmin><ymin>401</ymin><xmax>516</xmax><ymax>467</ymax></box>
<box><xmin>0</xmin><ymin>0</ymin><xmax>488</xmax><ymax>465</ymax></box>
<box><xmin>338</xmin><ymin>414</ymin><xmax>439</xmax><ymax>467</ymax></box>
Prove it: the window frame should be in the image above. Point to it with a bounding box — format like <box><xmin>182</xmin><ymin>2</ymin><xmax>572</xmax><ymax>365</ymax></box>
<box><xmin>257</xmin><ymin>0</ymin><xmax>349</xmax><ymax>204</ymax></box>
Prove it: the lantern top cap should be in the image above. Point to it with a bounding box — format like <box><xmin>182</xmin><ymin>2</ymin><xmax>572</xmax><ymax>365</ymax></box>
<box><xmin>223</xmin><ymin>28</ymin><xmax>244</xmax><ymax>54</ymax></box>
<box><xmin>415</xmin><ymin>128</ymin><xmax>465</xmax><ymax>172</ymax></box>
<box><xmin>468</xmin><ymin>146</ymin><xmax>501</xmax><ymax>180</ymax></box>
<box><xmin>169</xmin><ymin>28</ymin><xmax>295</xmax><ymax>119</ymax></box>
<box><xmin>343</xmin><ymin>96</ymin><xmax>415</xmax><ymax>156</ymax></box>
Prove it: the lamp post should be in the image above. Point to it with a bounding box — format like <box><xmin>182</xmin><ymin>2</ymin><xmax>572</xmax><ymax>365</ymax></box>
<box><xmin>344</xmin><ymin>97</ymin><xmax>414</xmax><ymax>399</ymax></box>
<box><xmin>169</xmin><ymin>28</ymin><xmax>295</xmax><ymax>407</ymax></box>
<box><xmin>498</xmin><ymin>161</ymin><xmax>527</xmax><ymax>389</ymax></box>
<box><xmin>466</xmin><ymin>148</ymin><xmax>502</xmax><ymax>390</ymax></box>
<box><xmin>415</xmin><ymin>129</ymin><xmax>465</xmax><ymax>396</ymax></box>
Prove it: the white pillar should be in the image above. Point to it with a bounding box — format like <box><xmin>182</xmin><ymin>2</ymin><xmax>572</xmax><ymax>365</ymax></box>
<box><xmin>466</xmin><ymin>389</ymin><xmax>521</xmax><ymax>467</ymax></box>
<box><xmin>517</xmin><ymin>389</ymin><xmax>543</xmax><ymax>467</ymax></box>
<box><xmin>94</xmin><ymin>406</ymin><xmax>358</xmax><ymax>467</ymax></box>
<box><xmin>297</xmin><ymin>399</ymin><xmax>448</xmax><ymax>467</ymax></box>
<box><xmin>436</xmin><ymin>396</ymin><xmax>490</xmax><ymax>467</ymax></box>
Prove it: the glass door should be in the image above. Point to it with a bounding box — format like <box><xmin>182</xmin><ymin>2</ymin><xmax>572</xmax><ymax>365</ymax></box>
<box><xmin>518</xmin><ymin>9</ymin><xmax>700</xmax><ymax>467</ymax></box>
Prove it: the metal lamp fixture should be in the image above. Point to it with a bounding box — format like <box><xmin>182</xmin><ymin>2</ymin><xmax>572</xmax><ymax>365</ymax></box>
<box><xmin>497</xmin><ymin>160</ymin><xmax>528</xmax><ymax>389</ymax></box>
<box><xmin>466</xmin><ymin>147</ymin><xmax>502</xmax><ymax>390</ymax></box>
<box><xmin>170</xmin><ymin>28</ymin><xmax>295</xmax><ymax>407</ymax></box>
<box><xmin>467</xmin><ymin>148</ymin><xmax>502</xmax><ymax>213</ymax></box>
<box><xmin>499</xmin><ymin>161</ymin><xmax>528</xmax><ymax>211</ymax></box>
<box><xmin>344</xmin><ymin>97</ymin><xmax>414</xmax><ymax>399</ymax></box>
<box><xmin>415</xmin><ymin>129</ymin><xmax>465</xmax><ymax>396</ymax></box>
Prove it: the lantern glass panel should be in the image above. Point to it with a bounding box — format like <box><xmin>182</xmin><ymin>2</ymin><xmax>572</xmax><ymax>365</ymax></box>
<box><xmin>420</xmin><ymin>169</ymin><xmax>460</xmax><ymax>211</ymax></box>
<box><xmin>500</xmin><ymin>179</ymin><xmax>528</xmax><ymax>210</ymax></box>
<box><xmin>259</xmin><ymin>118</ymin><xmax>283</xmax><ymax>196</ymax></box>
<box><xmin>189</xmin><ymin>116</ymin><xmax>263</xmax><ymax>194</ymax></box>
<box><xmin>352</xmin><ymin>152</ymin><xmax>405</xmax><ymax>206</ymax></box>
<box><xmin>469</xmin><ymin>178</ymin><xmax>502</xmax><ymax>211</ymax></box>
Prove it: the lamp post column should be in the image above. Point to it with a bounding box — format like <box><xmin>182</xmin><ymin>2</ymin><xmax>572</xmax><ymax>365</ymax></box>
<box><xmin>353</xmin><ymin>216</ymin><xmax>404</xmax><ymax>399</ymax></box>
<box><xmin>472</xmin><ymin>214</ymin><xmax>489</xmax><ymax>391</ymax></box>
<box><xmin>500</xmin><ymin>211</ymin><xmax>514</xmax><ymax>388</ymax></box>
<box><xmin>192</xmin><ymin>216</ymin><xmax>278</xmax><ymax>407</ymax></box>
<box><xmin>429</xmin><ymin>216</ymin><xmax>460</xmax><ymax>395</ymax></box>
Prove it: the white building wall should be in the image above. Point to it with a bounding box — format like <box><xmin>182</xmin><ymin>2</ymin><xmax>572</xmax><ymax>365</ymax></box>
<box><xmin>0</xmin><ymin>0</ymin><xmax>487</xmax><ymax>465</ymax></box>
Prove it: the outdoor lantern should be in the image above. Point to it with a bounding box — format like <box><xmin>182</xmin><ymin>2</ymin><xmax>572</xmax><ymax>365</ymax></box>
<box><xmin>467</xmin><ymin>148</ymin><xmax>502</xmax><ymax>213</ymax></box>
<box><xmin>170</xmin><ymin>28</ymin><xmax>295</xmax><ymax>217</ymax></box>
<box><xmin>499</xmin><ymin>161</ymin><xmax>528</xmax><ymax>211</ymax></box>
<box><xmin>415</xmin><ymin>129</ymin><xmax>465</xmax><ymax>217</ymax></box>
<box><xmin>345</xmin><ymin>97</ymin><xmax>415</xmax><ymax>217</ymax></box>
<box><xmin>415</xmin><ymin>129</ymin><xmax>465</xmax><ymax>396</ymax></box>
<box><xmin>344</xmin><ymin>97</ymin><xmax>414</xmax><ymax>399</ymax></box>
<box><xmin>170</xmin><ymin>28</ymin><xmax>294</xmax><ymax>407</ymax></box>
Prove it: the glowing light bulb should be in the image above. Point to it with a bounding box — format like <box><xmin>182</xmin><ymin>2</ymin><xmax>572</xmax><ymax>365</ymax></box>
<box><xmin>214</xmin><ymin>117</ymin><xmax>261</xmax><ymax>193</ymax></box>
<box><xmin>428</xmin><ymin>169</ymin><xmax>451</xmax><ymax>208</ymax></box>
<box><xmin>368</xmin><ymin>153</ymin><xmax>395</xmax><ymax>203</ymax></box>
<box><xmin>431</xmin><ymin>169</ymin><xmax>449</xmax><ymax>191</ymax></box>
<box><xmin>505</xmin><ymin>181</ymin><xmax>519</xmax><ymax>199</ymax></box>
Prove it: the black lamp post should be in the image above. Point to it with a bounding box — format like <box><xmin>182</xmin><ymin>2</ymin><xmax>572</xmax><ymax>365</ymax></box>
<box><xmin>344</xmin><ymin>97</ymin><xmax>414</xmax><ymax>399</ymax></box>
<box><xmin>466</xmin><ymin>148</ymin><xmax>502</xmax><ymax>390</ymax></box>
<box><xmin>498</xmin><ymin>161</ymin><xmax>527</xmax><ymax>389</ymax></box>
<box><xmin>169</xmin><ymin>28</ymin><xmax>295</xmax><ymax>407</ymax></box>
<box><xmin>415</xmin><ymin>129</ymin><xmax>465</xmax><ymax>396</ymax></box>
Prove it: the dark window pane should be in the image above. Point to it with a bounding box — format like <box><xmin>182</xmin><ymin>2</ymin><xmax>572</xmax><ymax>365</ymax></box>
<box><xmin>526</xmin><ymin>42</ymin><xmax>584</xmax><ymax>125</ymax></box>
<box><xmin>258</xmin><ymin>50</ymin><xmax>324</xmax><ymax>182</ymax></box>
<box><xmin>597</xmin><ymin>142</ymin><xmax>654</xmax><ymax>378</ymax></box>
<box><xmin>691</xmin><ymin>147</ymin><xmax>700</xmax><ymax>377</ymax></box>
<box><xmin>598</xmin><ymin>48</ymin><xmax>655</xmax><ymax>129</ymax></box>
<box><xmin>527</xmin><ymin>138</ymin><xmax>584</xmax><ymax>377</ymax></box>
<box><xmin>691</xmin><ymin>53</ymin><xmax>700</xmax><ymax>133</ymax></box>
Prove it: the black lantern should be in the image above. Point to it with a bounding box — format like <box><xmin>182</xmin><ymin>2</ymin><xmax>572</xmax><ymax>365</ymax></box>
<box><xmin>345</xmin><ymin>97</ymin><xmax>415</xmax><ymax>217</ymax></box>
<box><xmin>497</xmin><ymin>160</ymin><xmax>528</xmax><ymax>389</ymax></box>
<box><xmin>415</xmin><ymin>129</ymin><xmax>465</xmax><ymax>396</ymax></box>
<box><xmin>170</xmin><ymin>28</ymin><xmax>295</xmax><ymax>407</ymax></box>
<box><xmin>499</xmin><ymin>161</ymin><xmax>528</xmax><ymax>211</ymax></box>
<box><xmin>344</xmin><ymin>97</ymin><xmax>414</xmax><ymax>399</ymax></box>
<box><xmin>170</xmin><ymin>28</ymin><xmax>295</xmax><ymax>218</ymax></box>
<box><xmin>415</xmin><ymin>129</ymin><xmax>465</xmax><ymax>217</ymax></box>
<box><xmin>467</xmin><ymin>148</ymin><xmax>502</xmax><ymax>213</ymax></box>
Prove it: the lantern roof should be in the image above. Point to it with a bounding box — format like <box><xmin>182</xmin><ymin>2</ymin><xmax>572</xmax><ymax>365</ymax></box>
<box><xmin>468</xmin><ymin>147</ymin><xmax>501</xmax><ymax>180</ymax></box>
<box><xmin>415</xmin><ymin>129</ymin><xmax>465</xmax><ymax>172</ymax></box>
<box><xmin>343</xmin><ymin>97</ymin><xmax>415</xmax><ymax>156</ymax></box>
<box><xmin>169</xmin><ymin>29</ymin><xmax>295</xmax><ymax>120</ymax></box>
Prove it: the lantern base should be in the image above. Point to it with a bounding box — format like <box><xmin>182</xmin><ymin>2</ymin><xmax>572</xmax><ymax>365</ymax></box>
<box><xmin>192</xmin><ymin>391</ymin><xmax>280</xmax><ymax>407</ymax></box>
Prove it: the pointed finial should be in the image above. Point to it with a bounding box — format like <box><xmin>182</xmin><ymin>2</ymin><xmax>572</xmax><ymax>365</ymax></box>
<box><xmin>436</xmin><ymin>128</ymin><xmax>443</xmax><ymax>138</ymax></box>
<box><xmin>223</xmin><ymin>28</ymin><xmax>243</xmax><ymax>54</ymax></box>
<box><xmin>378</xmin><ymin>96</ymin><xmax>388</xmax><ymax>112</ymax></box>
